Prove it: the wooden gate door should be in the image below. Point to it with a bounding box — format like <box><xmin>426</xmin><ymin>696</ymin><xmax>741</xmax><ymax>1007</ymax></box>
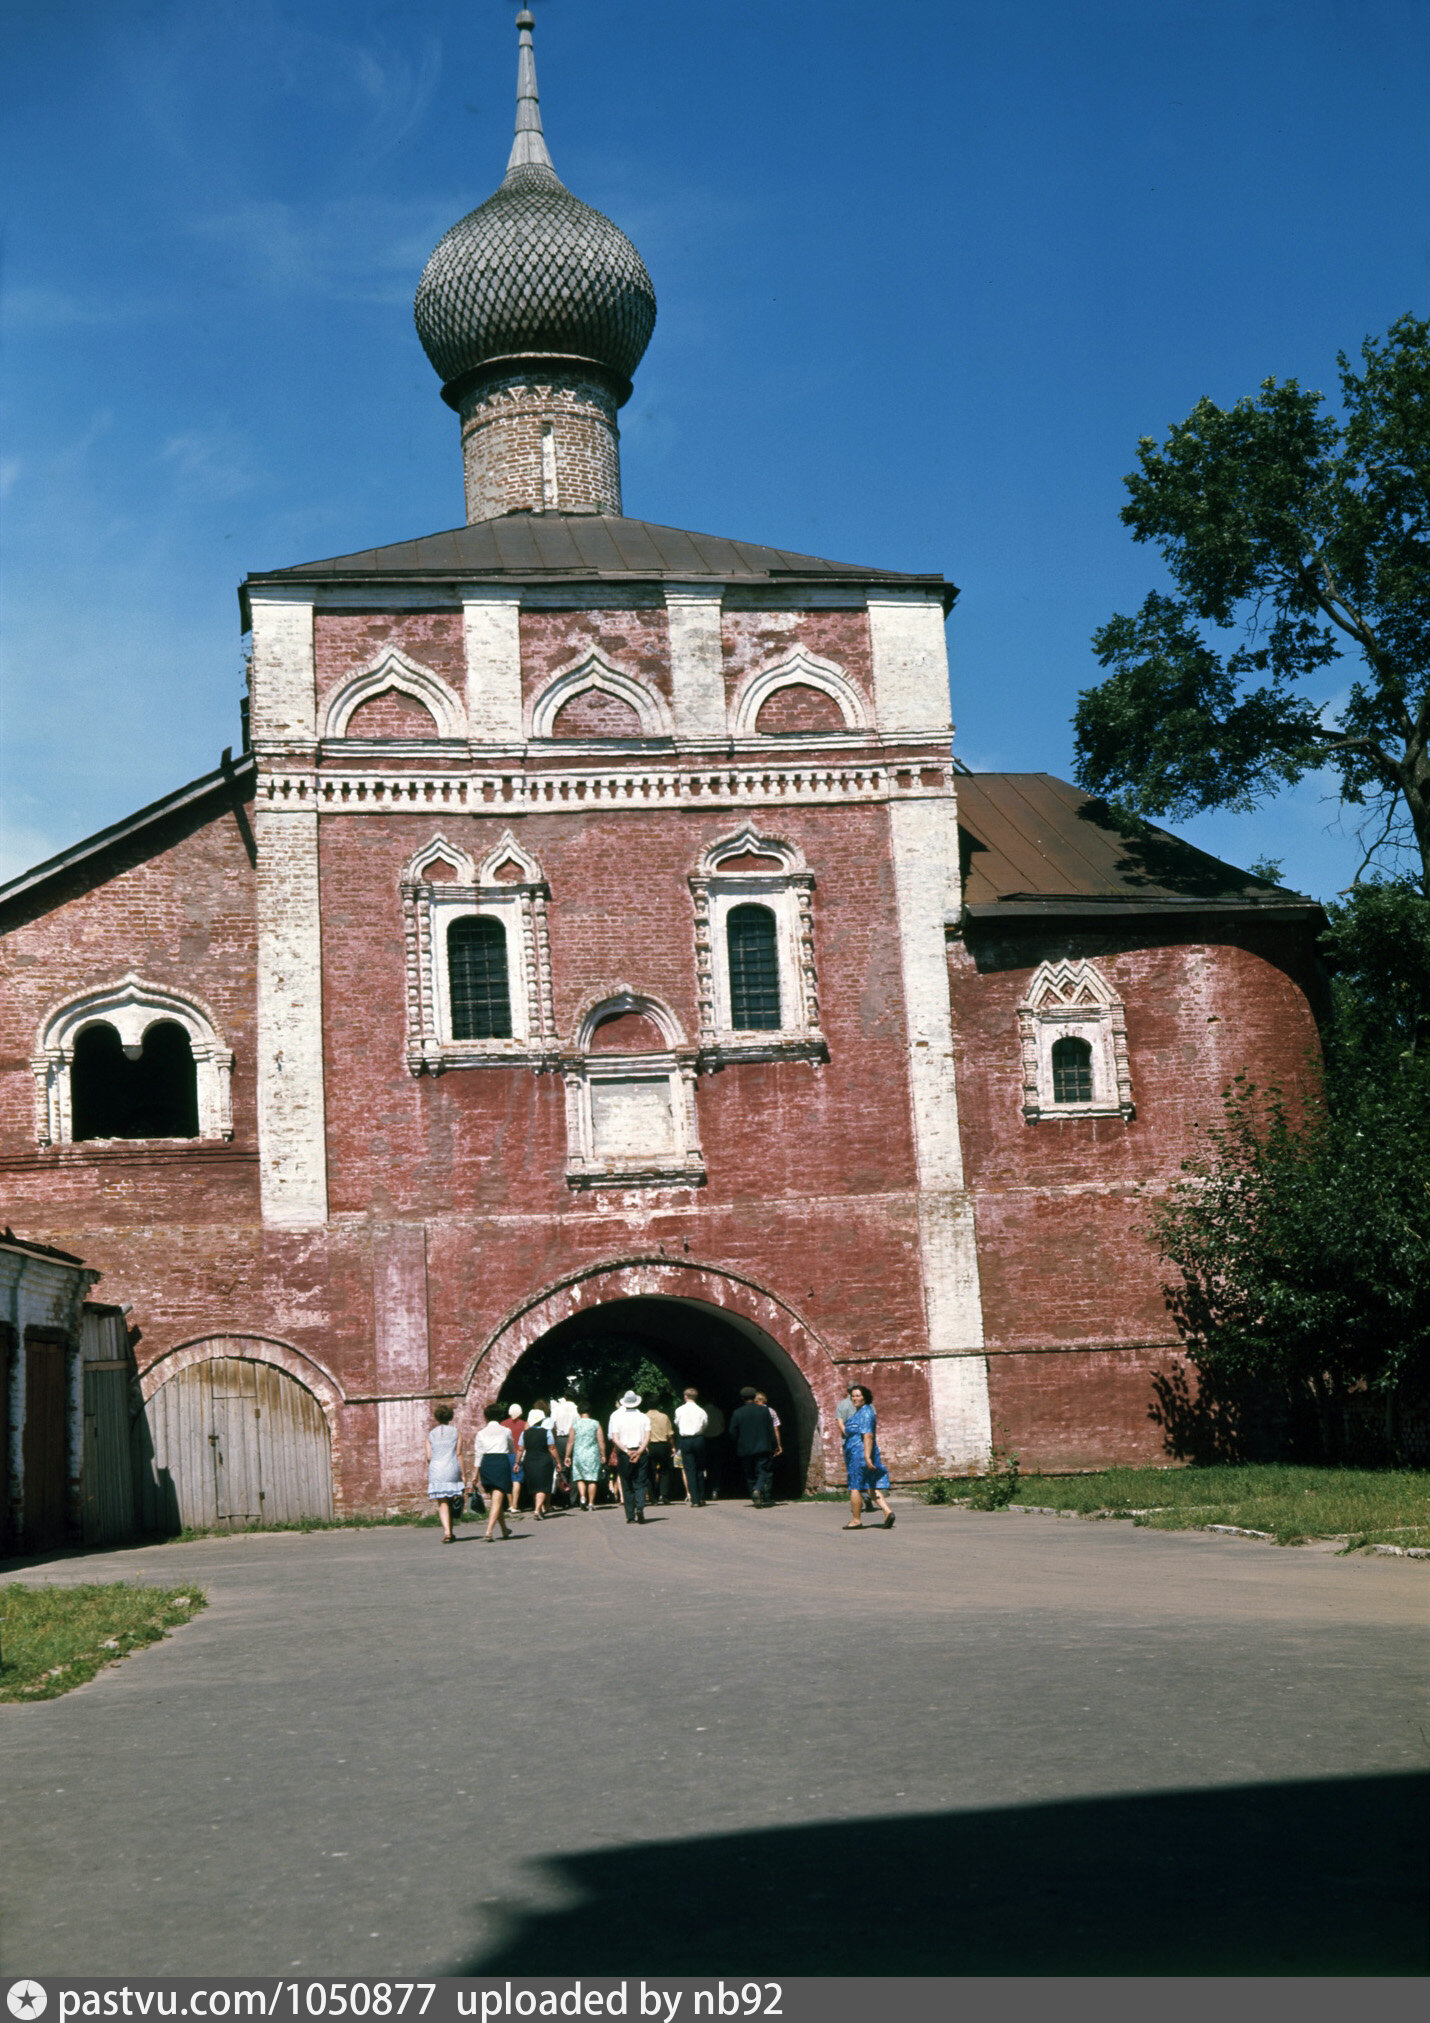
<box><xmin>209</xmin><ymin>1360</ymin><xmax>264</xmax><ymax>1526</ymax></box>
<box><xmin>144</xmin><ymin>1353</ymin><xmax>333</xmax><ymax>1531</ymax></box>
<box><xmin>23</xmin><ymin>1340</ymin><xmax>68</xmax><ymax>1544</ymax></box>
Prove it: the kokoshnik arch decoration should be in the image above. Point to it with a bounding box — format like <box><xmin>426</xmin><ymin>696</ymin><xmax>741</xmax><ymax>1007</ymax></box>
<box><xmin>400</xmin><ymin>830</ymin><xmax>559</xmax><ymax>1073</ymax></box>
<box><xmin>1018</xmin><ymin>959</ymin><xmax>1135</xmax><ymax>1122</ymax></box>
<box><xmin>560</xmin><ymin>988</ymin><xmax>705</xmax><ymax>1189</ymax></box>
<box><xmin>690</xmin><ymin>829</ymin><xmax>827</xmax><ymax>1067</ymax></box>
<box><xmin>31</xmin><ymin>976</ymin><xmax>235</xmax><ymax>1145</ymax></box>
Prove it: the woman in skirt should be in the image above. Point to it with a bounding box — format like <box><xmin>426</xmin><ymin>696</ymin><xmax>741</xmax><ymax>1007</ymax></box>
<box><xmin>426</xmin><ymin>1403</ymin><xmax>465</xmax><ymax>1543</ymax></box>
<box><xmin>520</xmin><ymin>1408</ymin><xmax>557</xmax><ymax>1520</ymax></box>
<box><xmin>474</xmin><ymin>1404</ymin><xmax>516</xmax><ymax>1541</ymax></box>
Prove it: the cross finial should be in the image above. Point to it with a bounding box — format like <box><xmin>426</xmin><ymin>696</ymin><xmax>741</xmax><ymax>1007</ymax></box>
<box><xmin>506</xmin><ymin>6</ymin><xmax>555</xmax><ymax>175</ymax></box>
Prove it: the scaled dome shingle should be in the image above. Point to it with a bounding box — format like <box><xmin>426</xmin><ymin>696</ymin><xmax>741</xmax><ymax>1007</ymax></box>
<box><xmin>414</xmin><ymin>162</ymin><xmax>657</xmax><ymax>395</ymax></box>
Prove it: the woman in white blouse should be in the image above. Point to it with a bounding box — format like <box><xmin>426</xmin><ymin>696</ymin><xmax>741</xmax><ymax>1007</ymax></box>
<box><xmin>474</xmin><ymin>1404</ymin><xmax>517</xmax><ymax>1541</ymax></box>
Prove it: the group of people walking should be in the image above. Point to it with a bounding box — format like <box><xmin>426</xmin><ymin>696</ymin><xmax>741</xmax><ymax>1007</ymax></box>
<box><xmin>424</xmin><ymin>1377</ymin><xmax>894</xmax><ymax>1538</ymax></box>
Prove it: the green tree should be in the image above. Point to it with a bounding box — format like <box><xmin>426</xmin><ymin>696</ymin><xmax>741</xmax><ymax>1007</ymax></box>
<box><xmin>1073</xmin><ymin>314</ymin><xmax>1430</xmax><ymax>892</ymax></box>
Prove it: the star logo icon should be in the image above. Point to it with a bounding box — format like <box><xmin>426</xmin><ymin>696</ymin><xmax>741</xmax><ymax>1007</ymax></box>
<box><xmin>7</xmin><ymin>1986</ymin><xmax>46</xmax><ymax>2021</ymax></box>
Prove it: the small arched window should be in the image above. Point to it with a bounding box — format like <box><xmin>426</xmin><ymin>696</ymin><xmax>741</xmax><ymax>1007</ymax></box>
<box><xmin>448</xmin><ymin>917</ymin><xmax>513</xmax><ymax>1041</ymax></box>
<box><xmin>727</xmin><ymin>904</ymin><xmax>782</xmax><ymax>1031</ymax></box>
<box><xmin>1051</xmin><ymin>1035</ymin><xmax>1094</xmax><ymax>1105</ymax></box>
<box><xmin>71</xmin><ymin>1019</ymin><xmax>199</xmax><ymax>1140</ymax></box>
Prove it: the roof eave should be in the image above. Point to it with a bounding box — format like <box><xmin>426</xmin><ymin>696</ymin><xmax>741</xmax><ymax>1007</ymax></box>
<box><xmin>0</xmin><ymin>753</ymin><xmax>256</xmax><ymax>916</ymax></box>
<box><xmin>956</xmin><ymin>896</ymin><xmax>1325</xmax><ymax>926</ymax></box>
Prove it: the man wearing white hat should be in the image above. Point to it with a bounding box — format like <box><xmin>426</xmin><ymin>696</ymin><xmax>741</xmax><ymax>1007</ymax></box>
<box><xmin>606</xmin><ymin>1390</ymin><xmax>652</xmax><ymax>1525</ymax></box>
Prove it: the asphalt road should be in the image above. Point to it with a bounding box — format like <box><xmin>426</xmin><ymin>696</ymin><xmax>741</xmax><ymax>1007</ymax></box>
<box><xmin>2</xmin><ymin>1502</ymin><xmax>1426</xmax><ymax>1976</ymax></box>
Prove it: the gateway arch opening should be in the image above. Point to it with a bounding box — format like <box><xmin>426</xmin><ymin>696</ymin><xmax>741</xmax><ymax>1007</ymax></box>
<box><xmin>494</xmin><ymin>1296</ymin><xmax>821</xmax><ymax>1498</ymax></box>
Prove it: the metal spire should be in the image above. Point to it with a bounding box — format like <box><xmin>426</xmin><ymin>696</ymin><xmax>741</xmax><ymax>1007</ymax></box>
<box><xmin>505</xmin><ymin>8</ymin><xmax>556</xmax><ymax>176</ymax></box>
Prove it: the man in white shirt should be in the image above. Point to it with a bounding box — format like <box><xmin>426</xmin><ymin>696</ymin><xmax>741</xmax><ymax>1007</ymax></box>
<box><xmin>673</xmin><ymin>1388</ymin><xmax>709</xmax><ymax>1507</ymax></box>
<box><xmin>549</xmin><ymin>1392</ymin><xmax>579</xmax><ymax>1456</ymax></box>
<box><xmin>606</xmin><ymin>1389</ymin><xmax>652</xmax><ymax>1524</ymax></box>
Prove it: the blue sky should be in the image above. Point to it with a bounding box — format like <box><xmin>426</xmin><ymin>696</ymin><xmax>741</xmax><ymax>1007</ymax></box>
<box><xmin>2</xmin><ymin>0</ymin><xmax>1427</xmax><ymax>895</ymax></box>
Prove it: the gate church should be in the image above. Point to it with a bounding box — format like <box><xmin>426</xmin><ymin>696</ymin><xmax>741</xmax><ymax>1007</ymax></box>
<box><xmin>0</xmin><ymin>15</ymin><xmax>1323</xmax><ymax>1526</ymax></box>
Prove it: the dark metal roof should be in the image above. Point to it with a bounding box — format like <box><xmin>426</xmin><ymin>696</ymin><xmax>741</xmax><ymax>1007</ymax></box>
<box><xmin>0</xmin><ymin>753</ymin><xmax>255</xmax><ymax>919</ymax></box>
<box><xmin>956</xmin><ymin>773</ymin><xmax>1321</xmax><ymax>922</ymax></box>
<box><xmin>243</xmin><ymin>513</ymin><xmax>955</xmax><ymax>606</ymax></box>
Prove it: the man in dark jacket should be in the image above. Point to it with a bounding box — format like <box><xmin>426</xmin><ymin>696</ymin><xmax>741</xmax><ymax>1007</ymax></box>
<box><xmin>727</xmin><ymin>1386</ymin><xmax>777</xmax><ymax>1507</ymax></box>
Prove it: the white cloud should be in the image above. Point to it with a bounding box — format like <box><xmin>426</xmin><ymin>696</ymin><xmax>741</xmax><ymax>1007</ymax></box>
<box><xmin>185</xmin><ymin>194</ymin><xmax>458</xmax><ymax>305</ymax></box>
<box><xmin>157</xmin><ymin>425</ymin><xmax>260</xmax><ymax>502</ymax></box>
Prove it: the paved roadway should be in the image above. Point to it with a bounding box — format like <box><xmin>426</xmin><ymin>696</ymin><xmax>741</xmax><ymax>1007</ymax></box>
<box><xmin>2</xmin><ymin>1501</ymin><xmax>1426</xmax><ymax>1976</ymax></box>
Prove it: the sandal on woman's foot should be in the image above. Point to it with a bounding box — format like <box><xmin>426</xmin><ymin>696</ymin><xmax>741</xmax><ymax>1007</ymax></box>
<box><xmin>882</xmin><ymin>1511</ymin><xmax>896</xmax><ymax>1529</ymax></box>
<box><xmin>842</xmin><ymin>1521</ymin><xmax>865</xmax><ymax>1530</ymax></box>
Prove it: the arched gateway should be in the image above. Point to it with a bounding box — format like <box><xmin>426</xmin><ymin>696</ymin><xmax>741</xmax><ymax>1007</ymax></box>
<box><xmin>463</xmin><ymin>1262</ymin><xmax>843</xmax><ymax>1493</ymax></box>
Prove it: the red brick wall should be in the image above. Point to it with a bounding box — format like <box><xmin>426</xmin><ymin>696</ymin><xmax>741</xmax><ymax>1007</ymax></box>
<box><xmin>0</xmin><ymin>799</ymin><xmax>258</xmax><ymax>1161</ymax></box>
<box><xmin>345</xmin><ymin>688</ymin><xmax>443</xmax><ymax>737</ymax></box>
<box><xmin>950</xmin><ymin>922</ymin><xmax>1323</xmax><ymax>1469</ymax></box>
<box><xmin>720</xmin><ymin>609</ymin><xmax>874</xmax><ymax>717</ymax></box>
<box><xmin>520</xmin><ymin>607</ymin><xmax>672</xmax><ymax>716</ymax></box>
<box><xmin>314</xmin><ymin>612</ymin><xmax>466</xmax><ymax>726</ymax></box>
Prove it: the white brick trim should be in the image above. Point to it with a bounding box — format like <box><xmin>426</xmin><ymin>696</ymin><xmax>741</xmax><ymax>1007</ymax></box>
<box><xmin>1018</xmin><ymin>959</ymin><xmax>1135</xmax><ymax>1122</ymax></box>
<box><xmin>248</xmin><ymin>591</ymin><xmax>316</xmax><ymax>744</ymax></box>
<box><xmin>462</xmin><ymin>588</ymin><xmax>524</xmax><ymax>743</ymax></box>
<box><xmin>867</xmin><ymin>593</ymin><xmax>952</xmax><ymax>735</ymax></box>
<box><xmin>255</xmin><ymin>804</ymin><xmax>329</xmax><ymax>1226</ymax></box>
<box><xmin>732</xmin><ymin>649</ymin><xmax>869</xmax><ymax>737</ymax></box>
<box><xmin>664</xmin><ymin>588</ymin><xmax>727</xmax><ymax>740</ymax></box>
<box><xmin>321</xmin><ymin>648</ymin><xmax>466</xmax><ymax>740</ymax></box>
<box><xmin>31</xmin><ymin>975</ymin><xmax>234</xmax><ymax>1146</ymax></box>
<box><xmin>530</xmin><ymin>650</ymin><xmax>674</xmax><ymax>741</ymax></box>
<box><xmin>887</xmin><ymin>794</ymin><xmax>989</xmax><ymax>1465</ymax></box>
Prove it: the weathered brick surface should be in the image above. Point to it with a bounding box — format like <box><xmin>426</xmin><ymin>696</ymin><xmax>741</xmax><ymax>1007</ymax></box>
<box><xmin>0</xmin><ymin>799</ymin><xmax>258</xmax><ymax>1155</ymax></box>
<box><xmin>458</xmin><ymin>372</ymin><xmax>622</xmax><ymax>521</ymax></box>
<box><xmin>721</xmin><ymin>609</ymin><xmax>874</xmax><ymax>716</ymax></box>
<box><xmin>987</xmin><ymin>1346</ymin><xmax>1191</xmax><ymax>1471</ymax></box>
<box><xmin>949</xmin><ymin>922</ymin><xmax>1322</xmax><ymax>1469</ymax></box>
<box><xmin>0</xmin><ymin>591</ymin><xmax>1328</xmax><ymax>1501</ymax></box>
<box><xmin>344</xmin><ymin>688</ymin><xmax>443</xmax><ymax>737</ymax></box>
<box><xmin>519</xmin><ymin>607</ymin><xmax>673</xmax><ymax>715</ymax></box>
<box><xmin>755</xmin><ymin>682</ymin><xmax>849</xmax><ymax>734</ymax></box>
<box><xmin>550</xmin><ymin>688</ymin><xmax>644</xmax><ymax>737</ymax></box>
<box><xmin>314</xmin><ymin>612</ymin><xmax>467</xmax><ymax>725</ymax></box>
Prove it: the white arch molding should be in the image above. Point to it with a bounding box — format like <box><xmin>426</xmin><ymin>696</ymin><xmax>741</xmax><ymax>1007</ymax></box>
<box><xmin>30</xmin><ymin>974</ymin><xmax>235</xmax><ymax>1145</ymax></box>
<box><xmin>530</xmin><ymin>651</ymin><xmax>674</xmax><ymax>740</ymax></box>
<box><xmin>732</xmin><ymin>650</ymin><xmax>869</xmax><ymax>738</ymax></box>
<box><xmin>322</xmin><ymin>648</ymin><xmax>467</xmax><ymax>741</ymax></box>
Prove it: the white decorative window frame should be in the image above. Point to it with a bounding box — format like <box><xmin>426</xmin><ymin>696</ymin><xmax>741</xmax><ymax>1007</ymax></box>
<box><xmin>31</xmin><ymin>975</ymin><xmax>235</xmax><ymax>1146</ymax></box>
<box><xmin>689</xmin><ymin>829</ymin><xmax>828</xmax><ymax>1068</ymax></box>
<box><xmin>322</xmin><ymin>648</ymin><xmax>468</xmax><ymax>741</ymax></box>
<box><xmin>401</xmin><ymin>831</ymin><xmax>558</xmax><ymax>1074</ymax></box>
<box><xmin>731</xmin><ymin>649</ymin><xmax>869</xmax><ymax>738</ymax></box>
<box><xmin>1017</xmin><ymin>959</ymin><xmax>1134</xmax><ymax>1123</ymax></box>
<box><xmin>529</xmin><ymin>650</ymin><xmax>674</xmax><ymax>741</ymax></box>
<box><xmin>561</xmin><ymin>988</ymin><xmax>705</xmax><ymax>1190</ymax></box>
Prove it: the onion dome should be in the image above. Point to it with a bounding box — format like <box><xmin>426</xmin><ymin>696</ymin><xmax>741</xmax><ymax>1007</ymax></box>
<box><xmin>414</xmin><ymin>11</ymin><xmax>657</xmax><ymax>407</ymax></box>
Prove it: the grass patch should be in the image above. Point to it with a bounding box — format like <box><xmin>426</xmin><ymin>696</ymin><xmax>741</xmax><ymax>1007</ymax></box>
<box><xmin>0</xmin><ymin>1583</ymin><xmax>206</xmax><ymax>1701</ymax></box>
<box><xmin>923</xmin><ymin>1463</ymin><xmax>1430</xmax><ymax>1547</ymax></box>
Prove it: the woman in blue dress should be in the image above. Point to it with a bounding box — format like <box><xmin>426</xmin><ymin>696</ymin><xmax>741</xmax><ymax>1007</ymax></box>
<box><xmin>842</xmin><ymin>1384</ymin><xmax>895</xmax><ymax>1530</ymax></box>
<box><xmin>426</xmin><ymin>1404</ymin><xmax>465</xmax><ymax>1543</ymax></box>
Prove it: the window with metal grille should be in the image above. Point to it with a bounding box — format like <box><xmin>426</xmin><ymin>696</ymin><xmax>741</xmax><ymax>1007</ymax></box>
<box><xmin>727</xmin><ymin>904</ymin><xmax>782</xmax><ymax>1030</ymax></box>
<box><xmin>448</xmin><ymin>916</ymin><xmax>513</xmax><ymax>1040</ymax></box>
<box><xmin>1051</xmin><ymin>1035</ymin><xmax>1094</xmax><ymax>1104</ymax></box>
